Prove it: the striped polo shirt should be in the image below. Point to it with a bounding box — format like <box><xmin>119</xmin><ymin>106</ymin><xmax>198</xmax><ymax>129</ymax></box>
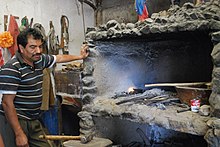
<box><xmin>0</xmin><ymin>51</ymin><xmax>56</xmax><ymax>120</ymax></box>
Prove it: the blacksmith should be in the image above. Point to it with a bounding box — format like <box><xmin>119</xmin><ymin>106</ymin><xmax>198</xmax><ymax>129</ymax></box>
<box><xmin>0</xmin><ymin>28</ymin><xmax>89</xmax><ymax>147</ymax></box>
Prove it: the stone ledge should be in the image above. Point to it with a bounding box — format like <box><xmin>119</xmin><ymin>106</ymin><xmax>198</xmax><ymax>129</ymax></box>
<box><xmin>82</xmin><ymin>98</ymin><xmax>211</xmax><ymax>136</ymax></box>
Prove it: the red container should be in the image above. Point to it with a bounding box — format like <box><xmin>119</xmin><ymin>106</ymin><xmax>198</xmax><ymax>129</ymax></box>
<box><xmin>190</xmin><ymin>99</ymin><xmax>201</xmax><ymax>112</ymax></box>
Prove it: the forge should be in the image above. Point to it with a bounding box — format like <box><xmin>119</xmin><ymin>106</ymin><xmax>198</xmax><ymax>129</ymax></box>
<box><xmin>93</xmin><ymin>31</ymin><xmax>213</xmax><ymax>98</ymax></box>
<box><xmin>79</xmin><ymin>1</ymin><xmax>220</xmax><ymax>146</ymax></box>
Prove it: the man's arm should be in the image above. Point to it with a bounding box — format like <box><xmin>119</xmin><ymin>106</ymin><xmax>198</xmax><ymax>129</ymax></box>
<box><xmin>0</xmin><ymin>134</ymin><xmax>4</xmax><ymax>147</ymax></box>
<box><xmin>56</xmin><ymin>44</ymin><xmax>89</xmax><ymax>63</ymax></box>
<box><xmin>2</xmin><ymin>94</ymin><xmax>29</xmax><ymax>147</ymax></box>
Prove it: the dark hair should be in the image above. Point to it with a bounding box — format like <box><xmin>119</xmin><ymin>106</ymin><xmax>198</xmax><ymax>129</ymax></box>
<box><xmin>17</xmin><ymin>28</ymin><xmax>44</xmax><ymax>52</ymax></box>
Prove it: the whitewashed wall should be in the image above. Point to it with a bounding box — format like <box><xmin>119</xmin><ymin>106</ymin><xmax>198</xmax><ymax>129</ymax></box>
<box><xmin>0</xmin><ymin>0</ymin><xmax>95</xmax><ymax>62</ymax></box>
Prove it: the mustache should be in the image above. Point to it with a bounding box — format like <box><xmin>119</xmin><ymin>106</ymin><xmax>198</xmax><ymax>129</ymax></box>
<box><xmin>32</xmin><ymin>53</ymin><xmax>42</xmax><ymax>57</ymax></box>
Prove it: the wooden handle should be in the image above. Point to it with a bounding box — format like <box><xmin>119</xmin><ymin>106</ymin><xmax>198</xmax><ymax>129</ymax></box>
<box><xmin>39</xmin><ymin>135</ymin><xmax>81</xmax><ymax>140</ymax></box>
<box><xmin>144</xmin><ymin>82</ymin><xmax>209</xmax><ymax>88</ymax></box>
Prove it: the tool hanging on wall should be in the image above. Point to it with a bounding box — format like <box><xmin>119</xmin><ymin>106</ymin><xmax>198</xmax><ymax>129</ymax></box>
<box><xmin>20</xmin><ymin>16</ymin><xmax>28</xmax><ymax>31</ymax></box>
<box><xmin>19</xmin><ymin>16</ymin><xmax>34</xmax><ymax>32</ymax></box>
<box><xmin>78</xmin><ymin>0</ymin><xmax>97</xmax><ymax>44</ymax></box>
<box><xmin>48</xmin><ymin>21</ymin><xmax>59</xmax><ymax>55</ymax></box>
<box><xmin>4</xmin><ymin>15</ymin><xmax>8</xmax><ymax>31</ymax></box>
<box><xmin>75</xmin><ymin>0</ymin><xmax>81</xmax><ymax>15</ymax></box>
<box><xmin>78</xmin><ymin>0</ymin><xmax>97</xmax><ymax>10</ymax></box>
<box><xmin>60</xmin><ymin>15</ymin><xmax>69</xmax><ymax>54</ymax></box>
<box><xmin>79</xmin><ymin>0</ymin><xmax>87</xmax><ymax>43</ymax></box>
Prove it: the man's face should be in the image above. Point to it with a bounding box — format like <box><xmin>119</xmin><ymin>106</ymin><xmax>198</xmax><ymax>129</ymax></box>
<box><xmin>20</xmin><ymin>35</ymin><xmax>43</xmax><ymax>62</ymax></box>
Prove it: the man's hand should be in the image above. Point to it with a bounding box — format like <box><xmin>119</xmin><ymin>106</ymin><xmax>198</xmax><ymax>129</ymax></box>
<box><xmin>56</xmin><ymin>43</ymin><xmax>90</xmax><ymax>63</ymax></box>
<box><xmin>15</xmin><ymin>129</ymin><xmax>29</xmax><ymax>147</ymax></box>
<box><xmin>79</xmin><ymin>44</ymin><xmax>89</xmax><ymax>59</ymax></box>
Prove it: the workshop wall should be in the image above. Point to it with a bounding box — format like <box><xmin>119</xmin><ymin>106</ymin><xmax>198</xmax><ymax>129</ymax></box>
<box><xmin>0</xmin><ymin>0</ymin><xmax>95</xmax><ymax>65</ymax></box>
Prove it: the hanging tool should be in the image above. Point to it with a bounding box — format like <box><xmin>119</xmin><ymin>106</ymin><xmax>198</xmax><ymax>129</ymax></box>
<box><xmin>78</xmin><ymin>0</ymin><xmax>96</xmax><ymax>41</ymax></box>
<box><xmin>78</xmin><ymin>0</ymin><xmax>96</xmax><ymax>52</ymax></box>
<box><xmin>60</xmin><ymin>15</ymin><xmax>69</xmax><ymax>54</ymax></box>
<box><xmin>48</xmin><ymin>21</ymin><xmax>59</xmax><ymax>55</ymax></box>
<box><xmin>78</xmin><ymin>0</ymin><xmax>87</xmax><ymax>43</ymax></box>
<box><xmin>19</xmin><ymin>16</ymin><xmax>34</xmax><ymax>32</ymax></box>
<box><xmin>4</xmin><ymin>15</ymin><xmax>8</xmax><ymax>31</ymax></box>
<box><xmin>78</xmin><ymin>0</ymin><xmax>97</xmax><ymax>10</ymax></box>
<box><xmin>20</xmin><ymin>16</ymin><xmax>28</xmax><ymax>31</ymax></box>
<box><xmin>75</xmin><ymin>0</ymin><xmax>81</xmax><ymax>15</ymax></box>
<box><xmin>29</xmin><ymin>18</ymin><xmax>33</xmax><ymax>28</ymax></box>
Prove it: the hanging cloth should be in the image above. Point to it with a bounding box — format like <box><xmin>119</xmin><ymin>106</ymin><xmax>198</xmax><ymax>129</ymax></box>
<box><xmin>40</xmin><ymin>68</ymin><xmax>55</xmax><ymax>110</ymax></box>
<box><xmin>8</xmin><ymin>15</ymin><xmax>20</xmax><ymax>57</ymax></box>
<box><xmin>135</xmin><ymin>0</ymin><xmax>149</xmax><ymax>21</ymax></box>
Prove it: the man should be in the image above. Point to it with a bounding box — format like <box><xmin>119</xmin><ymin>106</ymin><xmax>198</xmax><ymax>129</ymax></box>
<box><xmin>0</xmin><ymin>28</ymin><xmax>89</xmax><ymax>147</ymax></box>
